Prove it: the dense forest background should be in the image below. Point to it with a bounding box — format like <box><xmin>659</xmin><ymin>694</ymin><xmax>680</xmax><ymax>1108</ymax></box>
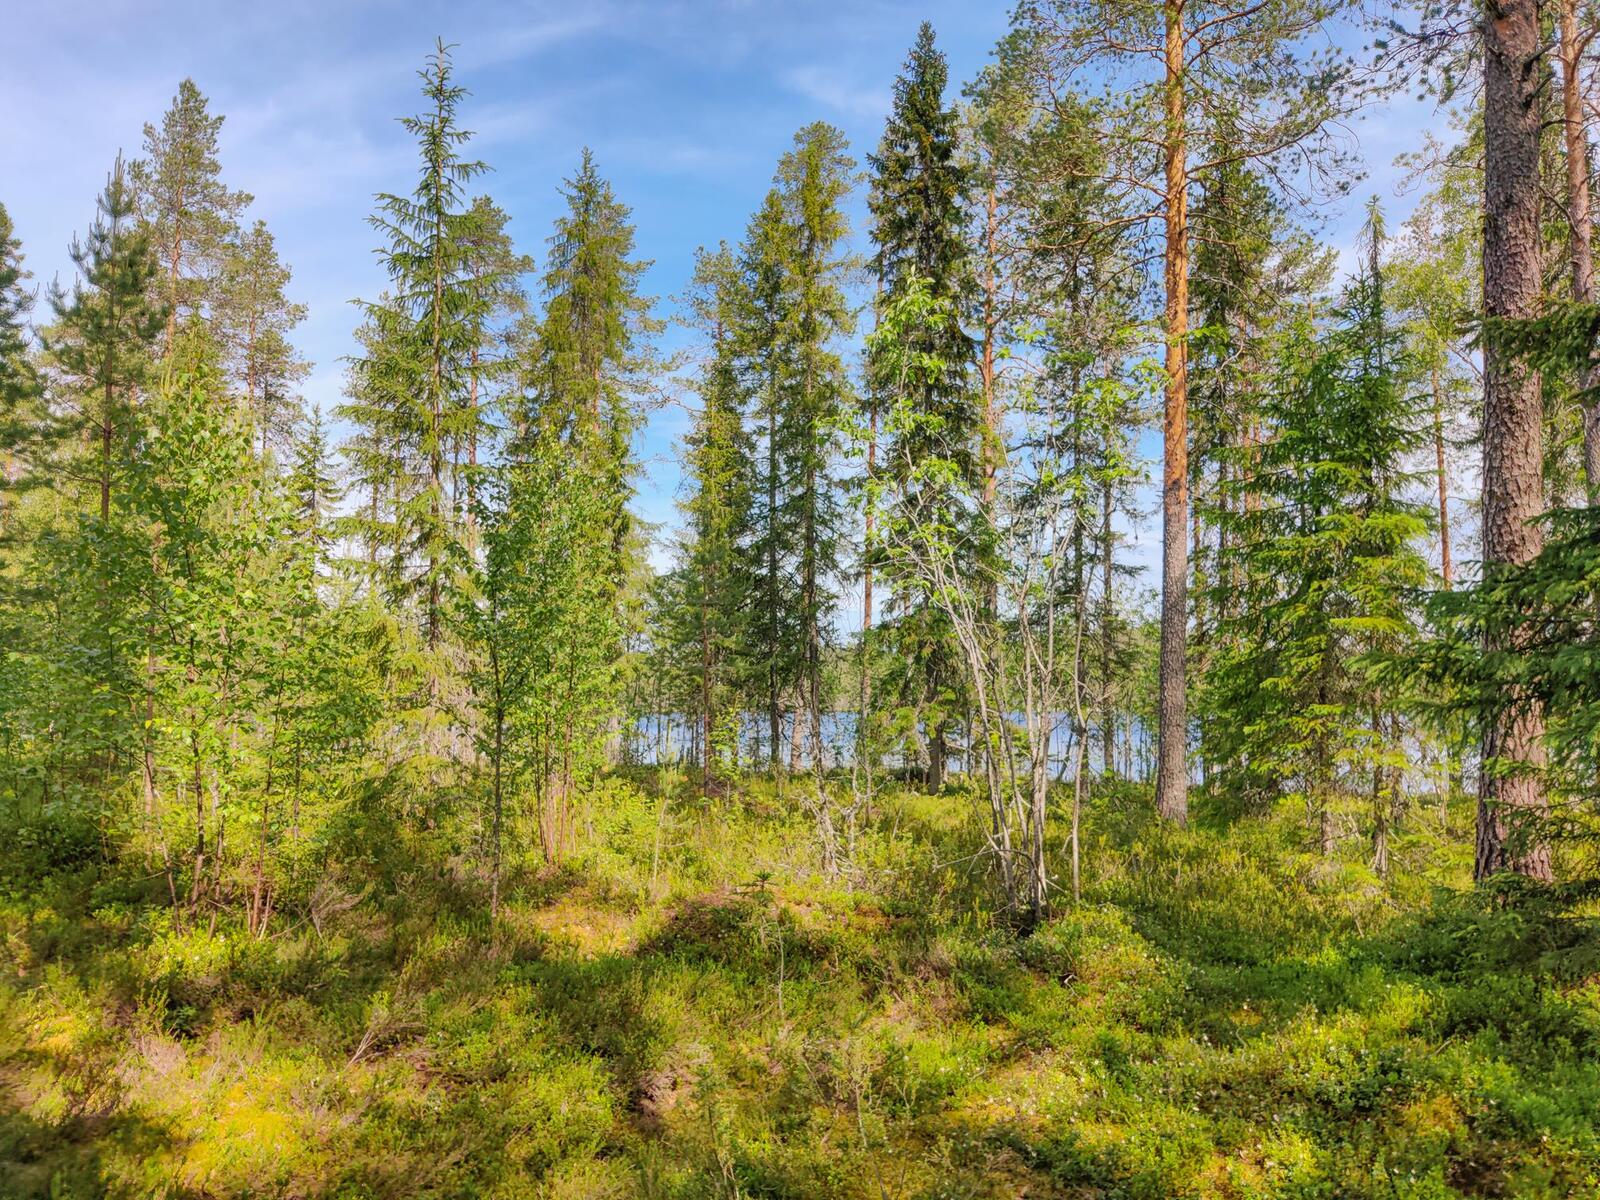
<box><xmin>2</xmin><ymin>1</ymin><xmax>1599</xmax><ymax>1197</ymax></box>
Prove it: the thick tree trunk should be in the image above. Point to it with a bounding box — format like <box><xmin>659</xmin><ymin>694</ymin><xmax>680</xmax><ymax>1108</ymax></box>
<box><xmin>927</xmin><ymin>724</ymin><xmax>947</xmax><ymax>793</ymax></box>
<box><xmin>789</xmin><ymin>704</ymin><xmax>804</xmax><ymax>775</ymax></box>
<box><xmin>1155</xmin><ymin>0</ymin><xmax>1190</xmax><ymax>823</ymax></box>
<box><xmin>1559</xmin><ymin>0</ymin><xmax>1600</xmax><ymax>496</ymax></box>
<box><xmin>1477</xmin><ymin>0</ymin><xmax>1551</xmax><ymax>883</ymax></box>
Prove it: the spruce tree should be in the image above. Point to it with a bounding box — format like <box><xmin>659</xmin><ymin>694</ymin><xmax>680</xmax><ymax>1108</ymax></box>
<box><xmin>524</xmin><ymin>148</ymin><xmax>657</xmax><ymax>594</ymax></box>
<box><xmin>869</xmin><ymin>23</ymin><xmax>974</xmax><ymax>463</ymax></box>
<box><xmin>736</xmin><ymin>188</ymin><xmax>801</xmax><ymax>766</ymax></box>
<box><xmin>777</xmin><ymin>122</ymin><xmax>856</xmax><ymax>773</ymax></box>
<box><xmin>1207</xmin><ymin>208</ymin><xmax>1430</xmax><ymax>860</ymax></box>
<box><xmin>338</xmin><ymin>305</ymin><xmax>401</xmax><ymax>581</ymax></box>
<box><xmin>454</xmin><ymin>195</ymin><xmax>531</xmax><ymax>522</ymax></box>
<box><xmin>867</xmin><ymin>22</ymin><xmax>975</xmax><ymax>790</ymax></box>
<box><xmin>676</xmin><ymin>244</ymin><xmax>752</xmax><ymax>790</ymax></box>
<box><xmin>734</xmin><ymin>126</ymin><xmax>857</xmax><ymax>772</ymax></box>
<box><xmin>343</xmin><ymin>40</ymin><xmax>498</xmax><ymax>652</ymax></box>
<box><xmin>1189</xmin><ymin>149</ymin><xmax>1333</xmax><ymax>780</ymax></box>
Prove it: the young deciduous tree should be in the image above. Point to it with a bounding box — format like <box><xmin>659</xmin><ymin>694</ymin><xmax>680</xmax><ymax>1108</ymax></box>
<box><xmin>127</xmin><ymin>368</ymin><xmax>270</xmax><ymax>918</ymax></box>
<box><xmin>462</xmin><ymin>433</ymin><xmax>621</xmax><ymax>878</ymax></box>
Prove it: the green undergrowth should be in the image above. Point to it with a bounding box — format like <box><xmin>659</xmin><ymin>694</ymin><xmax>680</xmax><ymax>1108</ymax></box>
<box><xmin>1</xmin><ymin>775</ymin><xmax>1597</xmax><ymax>1198</ymax></box>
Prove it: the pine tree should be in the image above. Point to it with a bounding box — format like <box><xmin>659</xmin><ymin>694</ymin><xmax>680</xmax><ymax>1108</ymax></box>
<box><xmin>867</xmin><ymin>22</ymin><xmax>976</xmax><ymax>790</ymax></box>
<box><xmin>1477</xmin><ymin>0</ymin><xmax>1551</xmax><ymax>881</ymax></box>
<box><xmin>44</xmin><ymin>157</ymin><xmax>168</xmax><ymax>524</ymax></box>
<box><xmin>0</xmin><ymin>202</ymin><xmax>39</xmax><ymax>528</ymax></box>
<box><xmin>1017</xmin><ymin>0</ymin><xmax>1360</xmax><ymax>823</ymax></box>
<box><xmin>216</xmin><ymin>219</ymin><xmax>308</xmax><ymax>456</ymax></box>
<box><xmin>130</xmin><ymin>79</ymin><xmax>251</xmax><ymax>352</ymax></box>
<box><xmin>1403</xmin><ymin>503</ymin><xmax>1600</xmax><ymax>899</ymax></box>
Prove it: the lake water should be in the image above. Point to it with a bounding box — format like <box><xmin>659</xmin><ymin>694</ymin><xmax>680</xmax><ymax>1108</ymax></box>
<box><xmin>622</xmin><ymin>710</ymin><xmax>1159</xmax><ymax>781</ymax></box>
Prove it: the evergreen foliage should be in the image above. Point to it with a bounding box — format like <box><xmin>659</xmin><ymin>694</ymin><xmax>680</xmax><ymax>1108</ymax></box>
<box><xmin>868</xmin><ymin>23</ymin><xmax>977</xmax><ymax>789</ymax></box>
<box><xmin>342</xmin><ymin>40</ymin><xmax>498</xmax><ymax>651</ymax></box>
<box><xmin>1206</xmin><ymin>210</ymin><xmax>1432</xmax><ymax>868</ymax></box>
<box><xmin>2</xmin><ymin>19</ymin><xmax>1599</xmax><ymax>1196</ymax></box>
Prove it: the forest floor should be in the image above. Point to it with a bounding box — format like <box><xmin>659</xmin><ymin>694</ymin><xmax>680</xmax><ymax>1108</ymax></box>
<box><xmin>1</xmin><ymin>774</ymin><xmax>1598</xmax><ymax>1199</ymax></box>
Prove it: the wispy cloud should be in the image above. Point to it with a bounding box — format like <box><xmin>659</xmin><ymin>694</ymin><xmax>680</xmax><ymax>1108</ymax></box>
<box><xmin>463</xmin><ymin>10</ymin><xmax>614</xmax><ymax>68</ymax></box>
<box><xmin>780</xmin><ymin>64</ymin><xmax>890</xmax><ymax>120</ymax></box>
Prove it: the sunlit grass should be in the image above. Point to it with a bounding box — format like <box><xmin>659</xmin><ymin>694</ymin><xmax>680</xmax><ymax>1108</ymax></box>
<box><xmin>1</xmin><ymin>775</ymin><xmax>1596</xmax><ymax>1197</ymax></box>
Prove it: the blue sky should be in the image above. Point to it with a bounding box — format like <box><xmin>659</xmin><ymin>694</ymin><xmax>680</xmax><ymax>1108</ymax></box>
<box><xmin>4</xmin><ymin>0</ymin><xmax>1442</xmax><ymax>595</ymax></box>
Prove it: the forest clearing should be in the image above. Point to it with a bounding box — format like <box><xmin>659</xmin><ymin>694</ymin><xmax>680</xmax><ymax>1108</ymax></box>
<box><xmin>2</xmin><ymin>0</ymin><xmax>1599</xmax><ymax>1196</ymax></box>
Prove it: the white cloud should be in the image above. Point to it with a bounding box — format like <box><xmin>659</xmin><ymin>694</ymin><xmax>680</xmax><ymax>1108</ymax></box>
<box><xmin>780</xmin><ymin>64</ymin><xmax>890</xmax><ymax>120</ymax></box>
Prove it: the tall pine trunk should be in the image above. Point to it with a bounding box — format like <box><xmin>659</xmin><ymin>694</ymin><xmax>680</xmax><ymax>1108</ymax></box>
<box><xmin>1559</xmin><ymin>0</ymin><xmax>1600</xmax><ymax>496</ymax></box>
<box><xmin>1477</xmin><ymin>0</ymin><xmax>1551</xmax><ymax>882</ymax></box>
<box><xmin>1155</xmin><ymin>0</ymin><xmax>1190</xmax><ymax>823</ymax></box>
